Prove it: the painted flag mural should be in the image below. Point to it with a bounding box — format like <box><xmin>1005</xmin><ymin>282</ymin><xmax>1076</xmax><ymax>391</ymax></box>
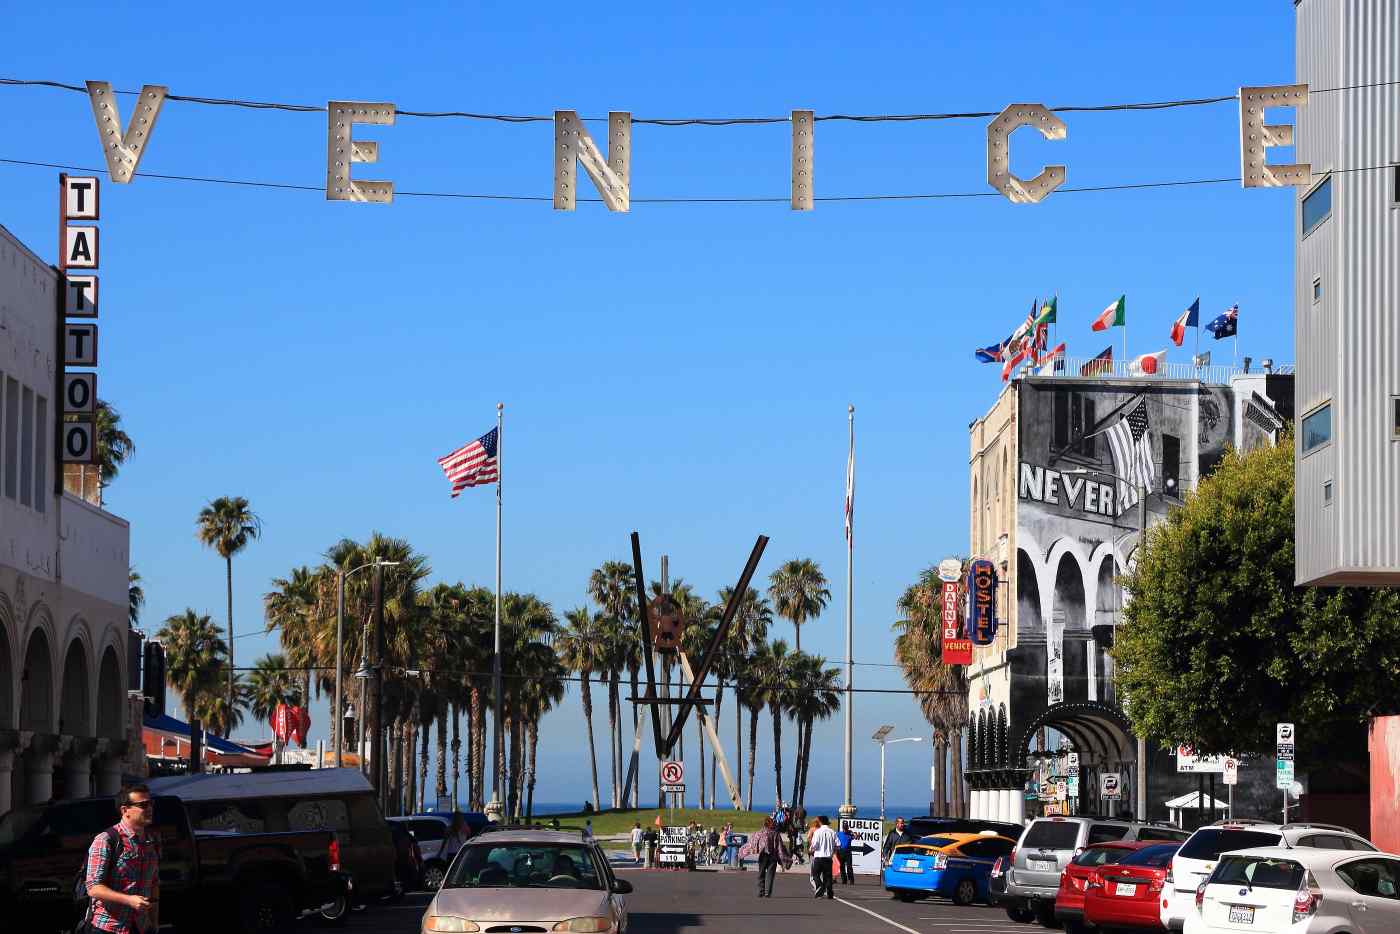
<box><xmin>1206</xmin><ymin>304</ymin><xmax>1239</xmax><ymax>339</ymax></box>
<box><xmin>1091</xmin><ymin>295</ymin><xmax>1126</xmax><ymax>331</ymax></box>
<box><xmin>1102</xmin><ymin>396</ymin><xmax>1155</xmax><ymax>512</ymax></box>
<box><xmin>1171</xmin><ymin>298</ymin><xmax>1200</xmax><ymax>347</ymax></box>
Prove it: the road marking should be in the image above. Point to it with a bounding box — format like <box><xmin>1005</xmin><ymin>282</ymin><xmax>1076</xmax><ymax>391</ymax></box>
<box><xmin>834</xmin><ymin>897</ymin><xmax>925</xmax><ymax>934</ymax></box>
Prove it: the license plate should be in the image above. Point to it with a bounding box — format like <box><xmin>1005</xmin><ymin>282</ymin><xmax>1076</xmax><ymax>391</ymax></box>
<box><xmin>1114</xmin><ymin>882</ymin><xmax>1137</xmax><ymax>897</ymax></box>
<box><xmin>1228</xmin><ymin>906</ymin><xmax>1255</xmax><ymax>924</ymax></box>
<box><xmin>1031</xmin><ymin>858</ymin><xmax>1056</xmax><ymax>869</ymax></box>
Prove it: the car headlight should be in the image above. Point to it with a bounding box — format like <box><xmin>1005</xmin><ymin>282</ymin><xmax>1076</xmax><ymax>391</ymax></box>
<box><xmin>424</xmin><ymin>917</ymin><xmax>480</xmax><ymax>933</ymax></box>
<box><xmin>552</xmin><ymin>917</ymin><xmax>612</xmax><ymax>932</ymax></box>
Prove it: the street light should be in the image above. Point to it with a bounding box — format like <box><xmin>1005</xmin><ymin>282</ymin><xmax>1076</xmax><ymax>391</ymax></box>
<box><xmin>873</xmin><ymin>725</ymin><xmax>923</xmax><ymax>821</ymax></box>
<box><xmin>336</xmin><ymin>559</ymin><xmax>400</xmax><ymax>768</ymax></box>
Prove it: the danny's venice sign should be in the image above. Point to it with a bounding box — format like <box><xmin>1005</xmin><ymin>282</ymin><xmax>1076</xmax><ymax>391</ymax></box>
<box><xmin>965</xmin><ymin>558</ymin><xmax>998</xmax><ymax>646</ymax></box>
<box><xmin>73</xmin><ymin>80</ymin><xmax>1311</xmax><ymax>209</ymax></box>
<box><xmin>938</xmin><ymin>558</ymin><xmax>972</xmax><ymax>665</ymax></box>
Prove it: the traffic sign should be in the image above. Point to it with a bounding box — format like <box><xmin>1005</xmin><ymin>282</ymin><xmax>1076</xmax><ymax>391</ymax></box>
<box><xmin>1223</xmin><ymin>758</ymin><xmax>1238</xmax><ymax>786</ymax></box>
<box><xmin>660</xmin><ymin>761</ymin><xmax>685</xmax><ymax>785</ymax></box>
<box><xmin>1055</xmin><ymin>780</ymin><xmax>1067</xmax><ymax>801</ymax></box>
<box><xmin>661</xmin><ymin>782</ymin><xmax>685</xmax><ymax>794</ymax></box>
<box><xmin>1100</xmin><ymin>773</ymin><xmax>1121</xmax><ymax>798</ymax></box>
<box><xmin>839</xmin><ymin>818</ymin><xmax>883</xmax><ymax>876</ymax></box>
<box><xmin>1276</xmin><ymin>759</ymin><xmax>1295</xmax><ymax>790</ymax></box>
<box><xmin>659</xmin><ymin>826</ymin><xmax>688</xmax><ymax>865</ymax></box>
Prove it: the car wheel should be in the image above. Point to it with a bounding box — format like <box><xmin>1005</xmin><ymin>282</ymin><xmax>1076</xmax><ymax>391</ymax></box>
<box><xmin>952</xmin><ymin>879</ymin><xmax>978</xmax><ymax>906</ymax></box>
<box><xmin>1033</xmin><ymin>903</ymin><xmax>1061</xmax><ymax>929</ymax></box>
<box><xmin>241</xmin><ymin>882</ymin><xmax>295</xmax><ymax>934</ymax></box>
<box><xmin>1005</xmin><ymin>907</ymin><xmax>1035</xmax><ymax>923</ymax></box>
<box><xmin>894</xmin><ymin>892</ymin><xmax>917</xmax><ymax>902</ymax></box>
<box><xmin>316</xmin><ymin>895</ymin><xmax>350</xmax><ymax>927</ymax></box>
<box><xmin>422</xmin><ymin>862</ymin><xmax>447</xmax><ymax>891</ymax></box>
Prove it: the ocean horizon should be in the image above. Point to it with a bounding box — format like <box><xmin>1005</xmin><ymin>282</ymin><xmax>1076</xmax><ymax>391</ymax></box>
<box><xmin>491</xmin><ymin>800</ymin><xmax>934</xmax><ymax>820</ymax></box>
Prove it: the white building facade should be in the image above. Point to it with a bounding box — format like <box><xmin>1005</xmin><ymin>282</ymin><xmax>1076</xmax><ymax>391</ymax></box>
<box><xmin>1293</xmin><ymin>0</ymin><xmax>1400</xmax><ymax>585</ymax></box>
<box><xmin>0</xmin><ymin>223</ymin><xmax>134</xmax><ymax>815</ymax></box>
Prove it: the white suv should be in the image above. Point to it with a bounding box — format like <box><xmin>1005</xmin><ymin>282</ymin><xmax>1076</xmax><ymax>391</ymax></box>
<box><xmin>1184</xmin><ymin>845</ymin><xmax>1400</xmax><ymax>933</ymax></box>
<box><xmin>1161</xmin><ymin>822</ymin><xmax>1376</xmax><ymax>931</ymax></box>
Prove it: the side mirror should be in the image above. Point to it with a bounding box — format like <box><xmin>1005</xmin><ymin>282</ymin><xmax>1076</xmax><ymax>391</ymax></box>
<box><xmin>610</xmin><ymin>879</ymin><xmax>633</xmax><ymax>895</ymax></box>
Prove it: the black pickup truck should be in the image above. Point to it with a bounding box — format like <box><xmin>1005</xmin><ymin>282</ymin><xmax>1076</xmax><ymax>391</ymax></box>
<box><xmin>0</xmin><ymin>794</ymin><xmax>350</xmax><ymax>933</ymax></box>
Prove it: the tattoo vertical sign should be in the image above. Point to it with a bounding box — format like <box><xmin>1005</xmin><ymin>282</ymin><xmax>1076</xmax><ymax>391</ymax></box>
<box><xmin>58</xmin><ymin>173</ymin><xmax>101</xmax><ymax>477</ymax></box>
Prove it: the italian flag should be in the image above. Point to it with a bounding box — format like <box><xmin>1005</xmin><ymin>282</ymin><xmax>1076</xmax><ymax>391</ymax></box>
<box><xmin>1091</xmin><ymin>295</ymin><xmax>1126</xmax><ymax>331</ymax></box>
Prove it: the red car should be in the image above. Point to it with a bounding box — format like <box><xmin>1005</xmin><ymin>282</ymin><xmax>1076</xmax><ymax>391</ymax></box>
<box><xmin>1083</xmin><ymin>842</ymin><xmax>1181</xmax><ymax>930</ymax></box>
<box><xmin>1054</xmin><ymin>841</ymin><xmax>1157</xmax><ymax>932</ymax></box>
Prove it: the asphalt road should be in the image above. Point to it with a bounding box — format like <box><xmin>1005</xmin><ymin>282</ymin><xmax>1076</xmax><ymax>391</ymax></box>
<box><xmin>343</xmin><ymin>867</ymin><xmax>1034</xmax><ymax>934</ymax></box>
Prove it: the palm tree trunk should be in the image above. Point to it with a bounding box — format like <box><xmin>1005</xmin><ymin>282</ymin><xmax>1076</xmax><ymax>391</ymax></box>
<box><xmin>436</xmin><ymin>707</ymin><xmax>448</xmax><ymax>801</ymax></box>
<box><xmin>799</xmin><ymin>718</ymin><xmax>815</xmax><ymax>807</ymax></box>
<box><xmin>606</xmin><ymin>673</ymin><xmax>620</xmax><ymax>810</ymax></box>
<box><xmin>794</xmin><ymin>622</ymin><xmax>800</xmax><ymax>653</ymax></box>
<box><xmin>512</xmin><ymin>716</ymin><xmax>525</xmax><ymax>819</ymax></box>
<box><xmin>527</xmin><ymin>718</ymin><xmax>540</xmax><ymax>820</ymax></box>
<box><xmin>470</xmin><ymin>688</ymin><xmax>483</xmax><ymax>809</ymax></box>
<box><xmin>580</xmin><ymin>675</ymin><xmax>601</xmax><ymax>812</ymax></box>
<box><xmin>932</xmin><ymin>734</ymin><xmax>944</xmax><ymax>816</ymax></box>
<box><xmin>747</xmin><ymin>706</ymin><xmax>760</xmax><ymax>811</ymax></box>
<box><xmin>612</xmin><ymin>671</ymin><xmax>624</xmax><ymax>809</ymax></box>
<box><xmin>451</xmin><ymin>704</ymin><xmax>461</xmax><ymax>809</ymax></box>
<box><xmin>790</xmin><ymin>717</ymin><xmax>803</xmax><ymax>807</ymax></box>
<box><xmin>420</xmin><ymin>718</ymin><xmax>432</xmax><ymax>809</ymax></box>
<box><xmin>950</xmin><ymin>728</ymin><xmax>964</xmax><ymax>818</ymax></box>
<box><xmin>225</xmin><ymin>557</ymin><xmax>235</xmax><ymax>721</ymax></box>
<box><xmin>771</xmin><ymin>706</ymin><xmax>783</xmax><ymax>806</ymax></box>
<box><xmin>696</xmin><ymin>714</ymin><xmax>706</xmax><ymax>810</ymax></box>
<box><xmin>389</xmin><ymin>719</ymin><xmax>402</xmax><ymax>816</ymax></box>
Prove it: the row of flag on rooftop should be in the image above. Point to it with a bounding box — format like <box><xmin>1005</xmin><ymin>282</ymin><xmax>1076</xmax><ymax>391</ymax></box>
<box><xmin>977</xmin><ymin>295</ymin><xmax>1241</xmax><ymax>381</ymax></box>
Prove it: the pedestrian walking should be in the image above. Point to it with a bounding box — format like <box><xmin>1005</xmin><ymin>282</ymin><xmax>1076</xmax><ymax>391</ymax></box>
<box><xmin>880</xmin><ymin>818</ymin><xmax>913</xmax><ymax>867</ymax></box>
<box><xmin>630</xmin><ymin>822</ymin><xmax>644</xmax><ymax>863</ymax></box>
<box><xmin>805</xmin><ymin>818</ymin><xmax>822</xmax><ymax>893</ymax></box>
<box><xmin>644</xmin><ymin>826</ymin><xmax>658</xmax><ymax>868</ymax></box>
<box><xmin>751</xmin><ymin>817</ymin><xmax>790</xmax><ymax>898</ymax></box>
<box><xmin>808</xmin><ymin>816</ymin><xmax>839</xmax><ymax>899</ymax></box>
<box><xmin>582</xmin><ymin>819</ymin><xmax>594</xmax><ymax>845</ymax></box>
<box><xmin>835</xmin><ymin>824</ymin><xmax>854</xmax><ymax>885</ymax></box>
<box><xmin>82</xmin><ymin>783</ymin><xmax>161</xmax><ymax>934</ymax></box>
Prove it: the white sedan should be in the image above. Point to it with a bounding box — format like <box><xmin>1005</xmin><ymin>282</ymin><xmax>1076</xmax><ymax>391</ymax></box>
<box><xmin>1184</xmin><ymin>846</ymin><xmax>1400</xmax><ymax>933</ymax></box>
<box><xmin>421</xmin><ymin>830</ymin><xmax>632</xmax><ymax>934</ymax></box>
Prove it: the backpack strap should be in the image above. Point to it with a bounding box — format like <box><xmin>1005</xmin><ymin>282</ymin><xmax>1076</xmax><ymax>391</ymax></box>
<box><xmin>83</xmin><ymin>827</ymin><xmax>122</xmax><ymax>926</ymax></box>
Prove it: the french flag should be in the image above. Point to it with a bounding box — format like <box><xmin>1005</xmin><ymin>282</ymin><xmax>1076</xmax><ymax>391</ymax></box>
<box><xmin>1171</xmin><ymin>298</ymin><xmax>1200</xmax><ymax>347</ymax></box>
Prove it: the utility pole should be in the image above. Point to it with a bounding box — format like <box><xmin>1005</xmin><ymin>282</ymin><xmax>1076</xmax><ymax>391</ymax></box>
<box><xmin>1135</xmin><ymin>481</ymin><xmax>1149</xmax><ymax>821</ymax></box>
<box><xmin>371</xmin><ymin>562</ymin><xmax>386</xmax><ymax>809</ymax></box>
<box><xmin>334</xmin><ymin>571</ymin><xmax>345</xmax><ymax>768</ymax></box>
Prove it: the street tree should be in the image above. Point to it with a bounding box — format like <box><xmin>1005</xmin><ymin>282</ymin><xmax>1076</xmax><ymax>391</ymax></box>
<box><xmin>196</xmin><ymin>496</ymin><xmax>262</xmax><ymax>720</ymax></box>
<box><xmin>767</xmin><ymin>558</ymin><xmax>831</xmax><ymax>652</ymax></box>
<box><xmin>1113</xmin><ymin>436</ymin><xmax>1400</xmax><ymax>758</ymax></box>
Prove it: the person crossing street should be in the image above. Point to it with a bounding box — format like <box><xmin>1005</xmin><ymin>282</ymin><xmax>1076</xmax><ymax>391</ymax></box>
<box><xmin>751</xmin><ymin>817</ymin><xmax>790</xmax><ymax>898</ymax></box>
<box><xmin>808</xmin><ymin>816</ymin><xmax>839</xmax><ymax>899</ymax></box>
<box><xmin>835</xmin><ymin>823</ymin><xmax>854</xmax><ymax>885</ymax></box>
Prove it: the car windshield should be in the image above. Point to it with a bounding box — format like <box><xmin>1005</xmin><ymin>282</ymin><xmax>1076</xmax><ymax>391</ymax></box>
<box><xmin>1179</xmin><ymin>829</ymin><xmax>1282</xmax><ymax>861</ymax></box>
<box><xmin>1118</xmin><ymin>844</ymin><xmax>1180</xmax><ymax>867</ymax></box>
<box><xmin>444</xmin><ymin>842</ymin><xmax>604</xmax><ymax>890</ymax></box>
<box><xmin>914</xmin><ymin>836</ymin><xmax>957</xmax><ymax>848</ymax></box>
<box><xmin>1073</xmin><ymin>846</ymin><xmax>1128</xmax><ymax>867</ymax></box>
<box><xmin>1212</xmin><ymin>856</ymin><xmax>1305</xmax><ymax>890</ymax></box>
<box><xmin>1022</xmin><ymin>821</ymin><xmax>1080</xmax><ymax>850</ymax></box>
<box><xmin>0</xmin><ymin>806</ymin><xmax>44</xmax><ymax>847</ymax></box>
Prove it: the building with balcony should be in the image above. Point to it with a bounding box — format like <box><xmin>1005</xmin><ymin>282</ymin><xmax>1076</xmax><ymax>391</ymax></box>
<box><xmin>0</xmin><ymin>223</ymin><xmax>137</xmax><ymax>815</ymax></box>
<box><xmin>964</xmin><ymin>365</ymin><xmax>1292</xmax><ymax>824</ymax></box>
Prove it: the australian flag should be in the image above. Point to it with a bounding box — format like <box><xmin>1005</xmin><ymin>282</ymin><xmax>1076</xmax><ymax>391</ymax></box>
<box><xmin>1206</xmin><ymin>304</ymin><xmax>1239</xmax><ymax>340</ymax></box>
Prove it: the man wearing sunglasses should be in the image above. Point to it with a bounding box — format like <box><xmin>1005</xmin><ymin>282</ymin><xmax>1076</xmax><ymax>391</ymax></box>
<box><xmin>83</xmin><ymin>784</ymin><xmax>161</xmax><ymax>934</ymax></box>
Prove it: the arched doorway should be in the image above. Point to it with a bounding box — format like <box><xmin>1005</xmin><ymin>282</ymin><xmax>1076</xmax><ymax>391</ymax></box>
<box><xmin>1017</xmin><ymin>549</ymin><xmax>1043</xmax><ymax>636</ymax></box>
<box><xmin>19</xmin><ymin>627</ymin><xmax>56</xmax><ymax>804</ymax></box>
<box><xmin>60</xmin><ymin>639</ymin><xmax>91</xmax><ymax>737</ymax></box>
<box><xmin>1016</xmin><ymin>701</ymin><xmax>1141</xmax><ymax>819</ymax></box>
<box><xmin>1049</xmin><ymin>552</ymin><xmax>1087</xmax><ymax>705</ymax></box>
<box><xmin>97</xmin><ymin>647</ymin><xmax>123</xmax><ymax>740</ymax></box>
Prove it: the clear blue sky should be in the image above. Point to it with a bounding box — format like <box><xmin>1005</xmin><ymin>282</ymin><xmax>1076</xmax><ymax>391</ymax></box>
<box><xmin>2</xmin><ymin>2</ymin><xmax>1298</xmax><ymax>811</ymax></box>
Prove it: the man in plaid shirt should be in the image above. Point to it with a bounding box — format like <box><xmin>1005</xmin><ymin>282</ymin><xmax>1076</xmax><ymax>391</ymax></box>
<box><xmin>84</xmin><ymin>783</ymin><xmax>161</xmax><ymax>934</ymax></box>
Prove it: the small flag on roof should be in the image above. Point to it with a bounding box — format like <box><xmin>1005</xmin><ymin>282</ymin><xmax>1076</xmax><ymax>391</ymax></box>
<box><xmin>1091</xmin><ymin>295</ymin><xmax>1127</xmax><ymax>332</ymax></box>
<box><xmin>1170</xmin><ymin>298</ymin><xmax>1200</xmax><ymax>347</ymax></box>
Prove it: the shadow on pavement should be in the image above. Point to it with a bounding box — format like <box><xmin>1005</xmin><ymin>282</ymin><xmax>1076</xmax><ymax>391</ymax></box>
<box><xmin>627</xmin><ymin>912</ymin><xmax>704</xmax><ymax>933</ymax></box>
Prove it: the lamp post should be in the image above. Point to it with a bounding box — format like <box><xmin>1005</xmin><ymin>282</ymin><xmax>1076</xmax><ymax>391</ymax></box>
<box><xmin>873</xmin><ymin>725</ymin><xmax>923</xmax><ymax>822</ymax></box>
<box><xmin>1061</xmin><ymin>467</ymin><xmax>1175</xmax><ymax>823</ymax></box>
<box><xmin>335</xmin><ymin>558</ymin><xmax>400</xmax><ymax>768</ymax></box>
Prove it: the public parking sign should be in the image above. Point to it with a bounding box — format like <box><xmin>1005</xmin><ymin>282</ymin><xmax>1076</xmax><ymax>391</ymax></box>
<box><xmin>839</xmin><ymin>818</ymin><xmax>883</xmax><ymax>875</ymax></box>
<box><xmin>659</xmin><ymin>826</ymin><xmax>688</xmax><ymax>865</ymax></box>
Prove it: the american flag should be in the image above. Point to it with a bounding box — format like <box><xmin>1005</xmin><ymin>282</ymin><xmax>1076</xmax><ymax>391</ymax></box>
<box><xmin>437</xmin><ymin>428</ymin><xmax>499</xmax><ymax>497</ymax></box>
<box><xmin>844</xmin><ymin>440</ymin><xmax>855</xmax><ymax>545</ymax></box>
<box><xmin>1103</xmin><ymin>397</ymin><xmax>1155</xmax><ymax>513</ymax></box>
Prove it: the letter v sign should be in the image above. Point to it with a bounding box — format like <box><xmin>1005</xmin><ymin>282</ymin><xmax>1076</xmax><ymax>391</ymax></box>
<box><xmin>86</xmin><ymin>81</ymin><xmax>168</xmax><ymax>183</ymax></box>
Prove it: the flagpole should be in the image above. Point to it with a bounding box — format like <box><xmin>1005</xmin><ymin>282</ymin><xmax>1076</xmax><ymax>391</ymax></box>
<box><xmin>491</xmin><ymin>401</ymin><xmax>504</xmax><ymax>816</ymax></box>
<box><xmin>841</xmin><ymin>403</ymin><xmax>855</xmax><ymax>820</ymax></box>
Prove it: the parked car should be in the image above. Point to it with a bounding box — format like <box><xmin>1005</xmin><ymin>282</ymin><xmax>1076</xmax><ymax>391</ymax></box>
<box><xmin>391</xmin><ymin>815</ymin><xmax>451</xmax><ymax>889</ymax></box>
<box><xmin>149</xmin><ymin>766</ymin><xmax>399</xmax><ymax>906</ymax></box>
<box><xmin>387</xmin><ymin>819</ymin><xmax>422</xmax><ymax>897</ymax></box>
<box><xmin>883</xmin><ymin>832</ymin><xmax>1017</xmax><ymax>905</ymax></box>
<box><xmin>1184</xmin><ymin>845</ymin><xmax>1400</xmax><ymax>933</ymax></box>
<box><xmin>0</xmin><ymin>793</ymin><xmax>348</xmax><ymax>933</ymax></box>
<box><xmin>1082</xmin><ymin>842</ymin><xmax>1181</xmax><ymax>931</ymax></box>
<box><xmin>1053</xmin><ymin>840</ymin><xmax>1159</xmax><ymax>931</ymax></box>
<box><xmin>906</xmin><ymin>817</ymin><xmax>1025</xmax><ymax>840</ymax></box>
<box><xmin>421</xmin><ymin>829</ymin><xmax>632</xmax><ymax>934</ymax></box>
<box><xmin>1003</xmin><ymin>815</ymin><xmax>1189</xmax><ymax>925</ymax></box>
<box><xmin>1160</xmin><ymin>821</ymin><xmax>1376</xmax><ymax>931</ymax></box>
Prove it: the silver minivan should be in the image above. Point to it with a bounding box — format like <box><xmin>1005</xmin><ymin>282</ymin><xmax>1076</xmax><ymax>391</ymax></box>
<box><xmin>1003</xmin><ymin>816</ymin><xmax>1188</xmax><ymax>925</ymax></box>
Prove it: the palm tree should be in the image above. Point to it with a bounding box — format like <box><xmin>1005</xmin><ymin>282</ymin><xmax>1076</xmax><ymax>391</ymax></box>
<box><xmin>95</xmin><ymin>400</ymin><xmax>135</xmax><ymax>485</ymax></box>
<box><xmin>247</xmin><ymin>652</ymin><xmax>298</xmax><ymax>760</ymax></box>
<box><xmin>680</xmin><ymin>612</ymin><xmax>717</xmax><ymax>808</ymax></box>
<box><xmin>587</xmin><ymin>560</ymin><xmax>635</xmax><ymax>807</ymax></box>
<box><xmin>596</xmin><ymin>616</ymin><xmax>627</xmax><ymax>808</ymax></box>
<box><xmin>557</xmin><ymin>606</ymin><xmax>607</xmax><ymax>812</ymax></box>
<box><xmin>717</xmin><ymin>585</ymin><xmax>772</xmax><ymax>808</ymax></box>
<box><xmin>194</xmin><ymin>677</ymin><xmax>246</xmax><ymax>737</ymax></box>
<box><xmin>196</xmin><ymin>496</ymin><xmax>262</xmax><ymax>720</ymax></box>
<box><xmin>519</xmin><ymin>641</ymin><xmax>566</xmax><ymax>819</ymax></box>
<box><xmin>894</xmin><ymin>566</ymin><xmax>969</xmax><ymax>817</ymax></box>
<box><xmin>264</xmin><ymin>566</ymin><xmax>319</xmax><ymax>727</ymax></box>
<box><xmin>789</xmin><ymin>653</ymin><xmax>842</xmax><ymax>807</ymax></box>
<box><xmin>757</xmin><ymin>639</ymin><xmax>794</xmax><ymax>806</ymax></box>
<box><xmin>737</xmin><ymin>654</ymin><xmax>767</xmax><ymax>811</ymax></box>
<box><xmin>128</xmin><ymin>568</ymin><xmax>145</xmax><ymax>627</ymax></box>
<box><xmin>157</xmin><ymin>608</ymin><xmax>228</xmax><ymax>726</ymax></box>
<box><xmin>767</xmin><ymin>558</ymin><xmax>831</xmax><ymax>652</ymax></box>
